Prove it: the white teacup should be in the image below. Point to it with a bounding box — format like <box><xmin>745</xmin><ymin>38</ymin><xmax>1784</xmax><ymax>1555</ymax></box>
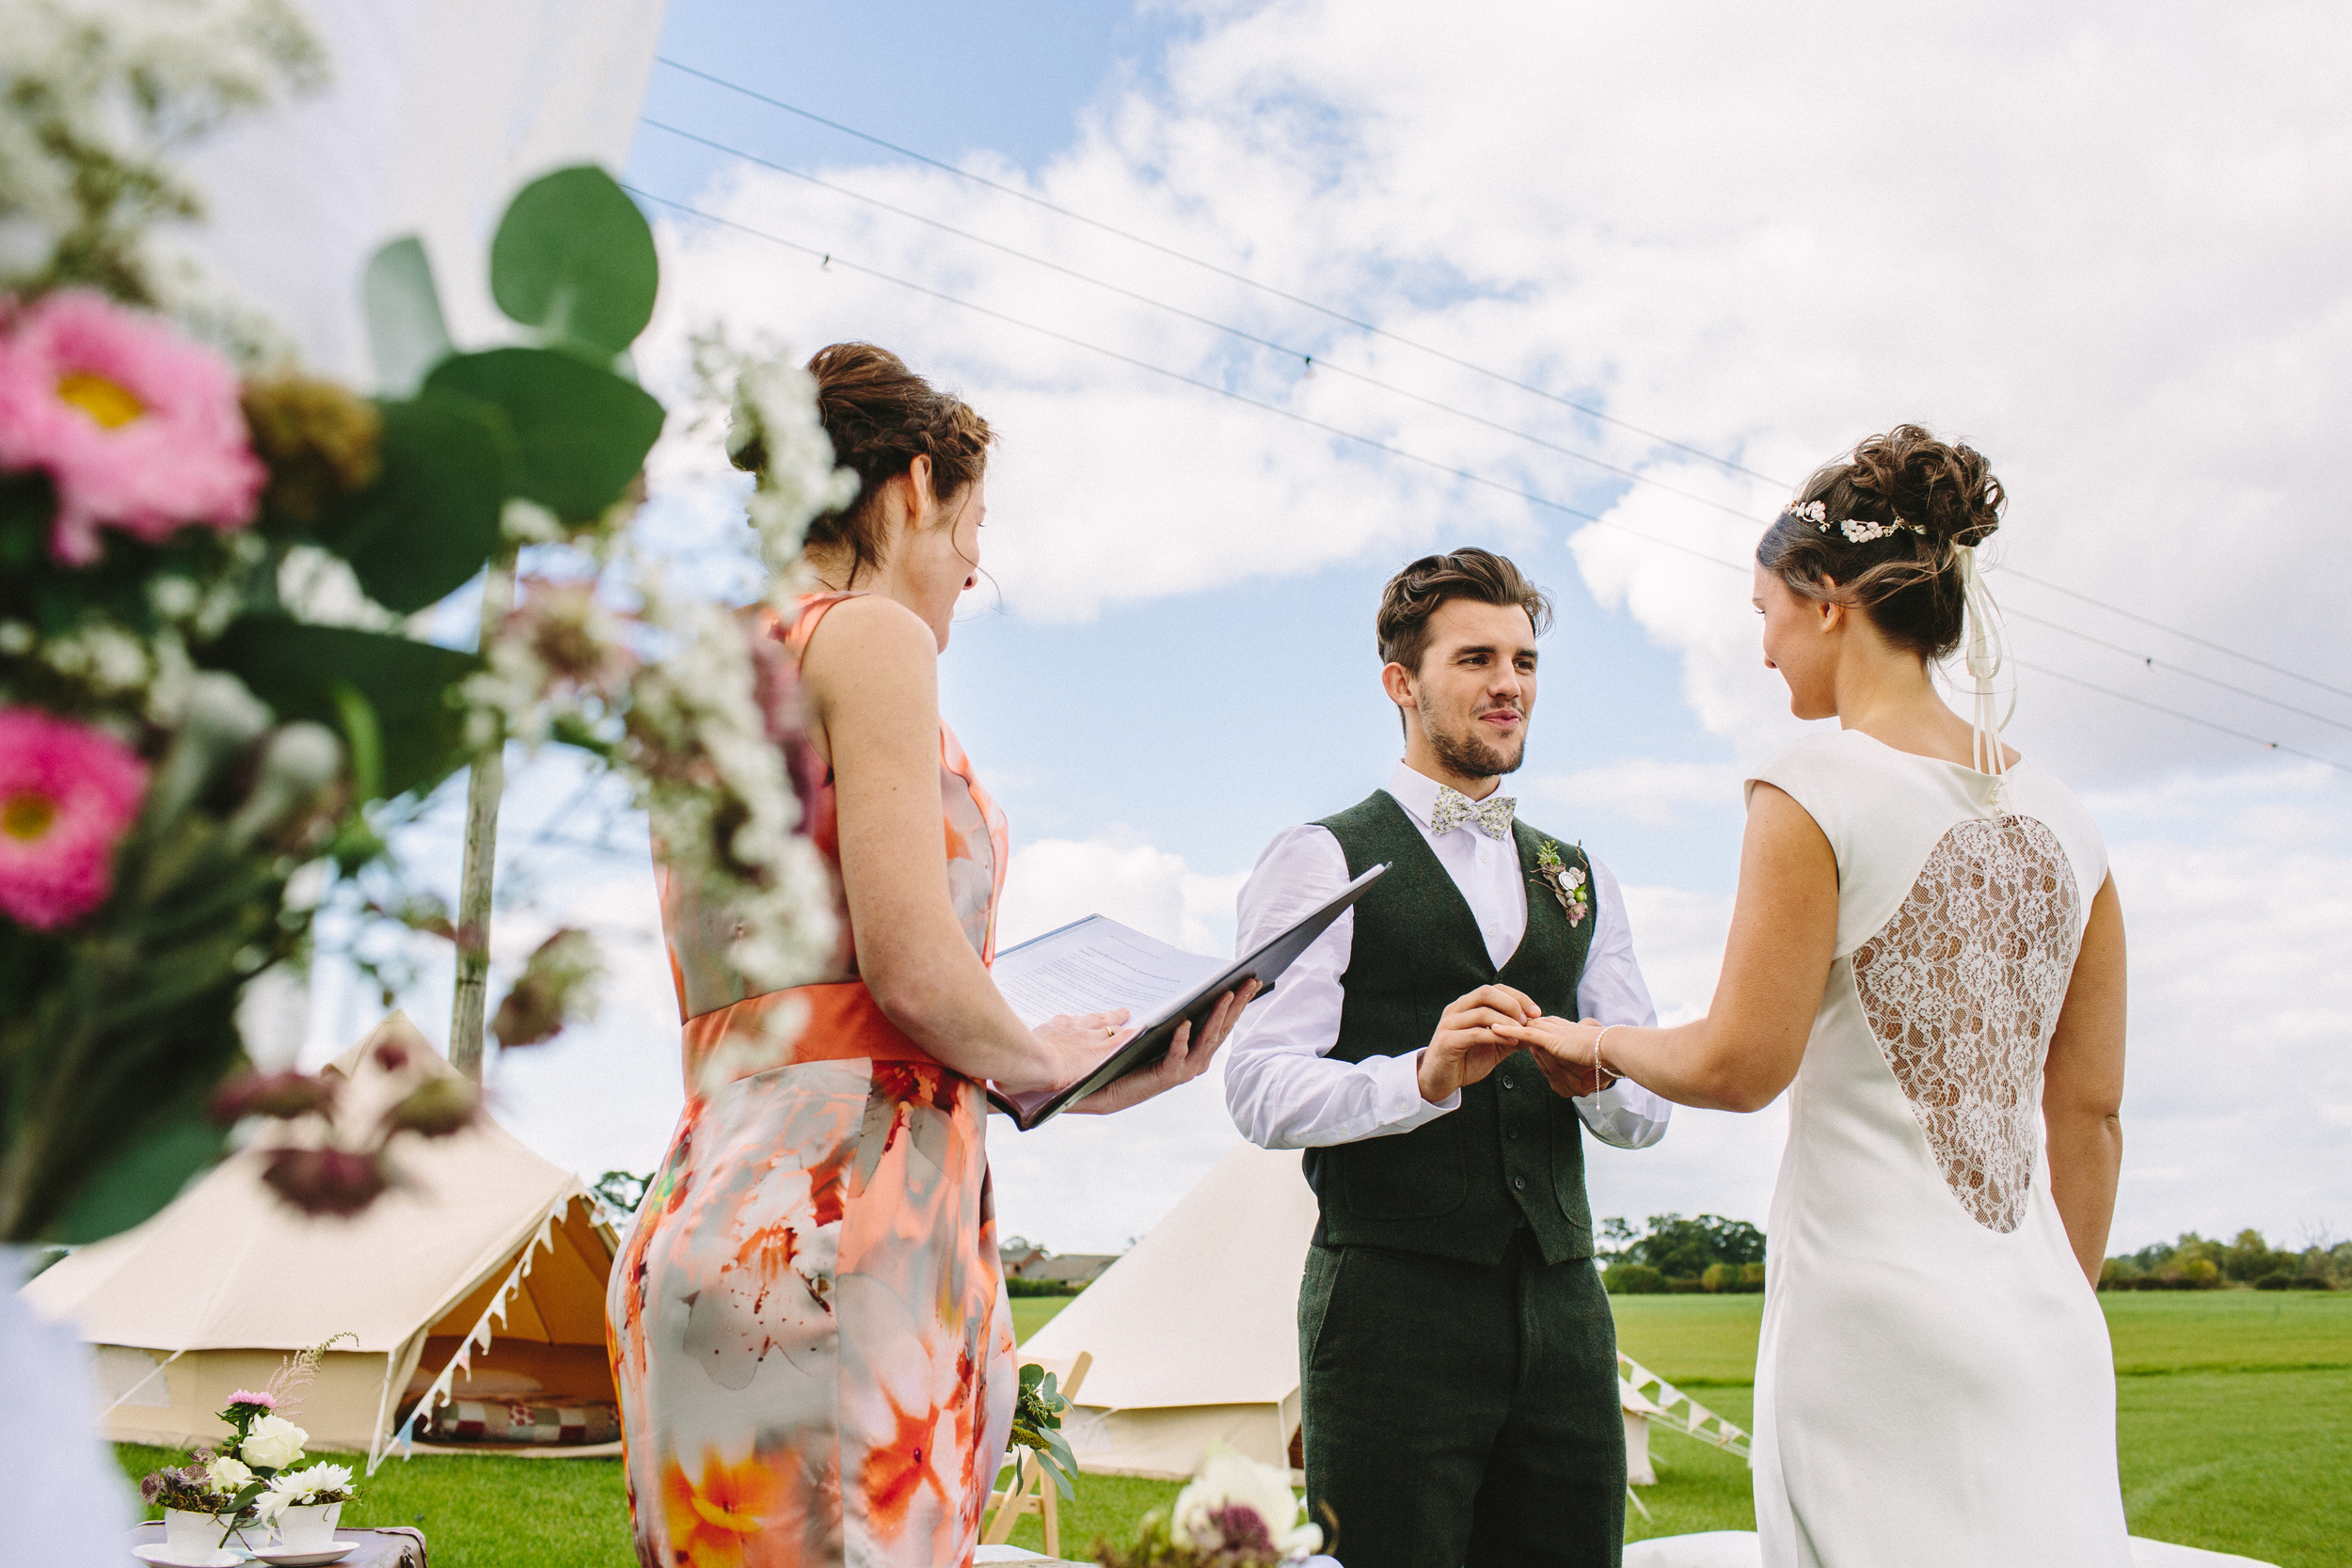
<box><xmin>274</xmin><ymin>1500</ymin><xmax>343</xmax><ymax>1552</ymax></box>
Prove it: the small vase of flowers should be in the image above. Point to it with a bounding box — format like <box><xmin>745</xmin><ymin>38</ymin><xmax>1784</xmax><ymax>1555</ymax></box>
<box><xmin>258</xmin><ymin>1462</ymin><xmax>356</xmax><ymax>1549</ymax></box>
<box><xmin>144</xmin><ymin>1464</ymin><xmax>230</xmax><ymax>1553</ymax></box>
<box><xmin>141</xmin><ymin>1375</ymin><xmax>351</xmax><ymax>1552</ymax></box>
<box><xmin>1093</xmin><ymin>1444</ymin><xmax>1326</xmax><ymax>1566</ymax></box>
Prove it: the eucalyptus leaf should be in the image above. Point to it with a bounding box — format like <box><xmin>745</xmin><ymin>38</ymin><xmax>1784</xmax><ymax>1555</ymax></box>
<box><xmin>44</xmin><ymin>1097</ymin><xmax>225</xmax><ymax>1244</ymax></box>
<box><xmin>202</xmin><ymin>619</ymin><xmax>480</xmax><ymax>800</ymax></box>
<box><xmin>424</xmin><ymin>348</ymin><xmax>663</xmax><ymax>521</ymax></box>
<box><xmin>363</xmin><ymin>236</ymin><xmax>453</xmax><ymax>396</ymax></box>
<box><xmin>314</xmin><ymin>389</ymin><xmax>511</xmax><ymax>612</ymax></box>
<box><xmin>489</xmin><ymin>166</ymin><xmax>658</xmax><ymax>358</ymax></box>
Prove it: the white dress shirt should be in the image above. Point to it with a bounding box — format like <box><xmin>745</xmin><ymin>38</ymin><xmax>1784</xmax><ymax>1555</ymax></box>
<box><xmin>1225</xmin><ymin>761</ymin><xmax>1673</xmax><ymax>1151</ymax></box>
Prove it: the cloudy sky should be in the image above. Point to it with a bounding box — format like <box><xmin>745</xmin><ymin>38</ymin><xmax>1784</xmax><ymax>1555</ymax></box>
<box><xmin>308</xmin><ymin>0</ymin><xmax>2351</xmax><ymax>1259</ymax></box>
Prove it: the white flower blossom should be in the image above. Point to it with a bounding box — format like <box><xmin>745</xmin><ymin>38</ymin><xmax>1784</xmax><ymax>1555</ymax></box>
<box><xmin>202</xmin><ymin>1453</ymin><xmax>253</xmax><ymax>1493</ymax></box>
<box><xmin>1170</xmin><ymin>1444</ymin><xmax>1323</xmax><ymax>1559</ymax></box>
<box><xmin>254</xmin><ymin>1460</ymin><xmax>354</xmax><ymax>1518</ymax></box>
<box><xmin>238</xmin><ymin>1413</ymin><xmax>308</xmax><ymax>1470</ymax></box>
<box><xmin>729</xmin><ymin>356</ymin><xmax>859</xmax><ymax>592</ymax></box>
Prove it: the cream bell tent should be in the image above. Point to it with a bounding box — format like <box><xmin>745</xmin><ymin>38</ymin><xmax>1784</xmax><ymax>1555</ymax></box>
<box><xmin>1023</xmin><ymin>1141</ymin><xmax>1319</xmax><ymax>1480</ymax></box>
<box><xmin>1021</xmin><ymin>1139</ymin><xmax>1734</xmax><ymax>1487</ymax></box>
<box><xmin>20</xmin><ymin>1014</ymin><xmax>618</xmax><ymax>1469</ymax></box>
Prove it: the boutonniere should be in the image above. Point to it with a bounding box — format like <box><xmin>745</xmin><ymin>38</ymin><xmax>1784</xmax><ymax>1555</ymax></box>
<box><xmin>1533</xmin><ymin>839</ymin><xmax>1589</xmax><ymax>927</ymax></box>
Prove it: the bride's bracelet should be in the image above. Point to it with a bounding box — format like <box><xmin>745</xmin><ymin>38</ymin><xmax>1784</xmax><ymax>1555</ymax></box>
<box><xmin>1592</xmin><ymin>1024</ymin><xmax>1623</xmax><ymax>1079</ymax></box>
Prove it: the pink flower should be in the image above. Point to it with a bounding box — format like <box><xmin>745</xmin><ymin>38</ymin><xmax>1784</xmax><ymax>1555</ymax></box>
<box><xmin>0</xmin><ymin>706</ymin><xmax>149</xmax><ymax>929</ymax></box>
<box><xmin>224</xmin><ymin>1390</ymin><xmax>278</xmax><ymax>1410</ymax></box>
<box><xmin>0</xmin><ymin>291</ymin><xmax>265</xmax><ymax>564</ymax></box>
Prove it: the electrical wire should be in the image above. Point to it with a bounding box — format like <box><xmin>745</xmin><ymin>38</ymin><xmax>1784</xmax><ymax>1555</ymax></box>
<box><xmin>649</xmin><ymin>56</ymin><xmax>1775</xmax><ymax>483</ymax></box>
<box><xmin>628</xmin><ymin>183</ymin><xmax>2351</xmax><ymax>777</ymax></box>
<box><xmin>2013</xmin><ymin>662</ymin><xmax>2348</xmax><ymax>774</ymax></box>
<box><xmin>637</xmin><ymin>117</ymin><xmax>1762</xmax><ymax>526</ymax></box>
<box><xmin>647</xmin><ymin>63</ymin><xmax>2351</xmax><ymax>708</ymax></box>
<box><xmin>2001</xmin><ymin>609</ymin><xmax>2352</xmax><ymax>734</ymax></box>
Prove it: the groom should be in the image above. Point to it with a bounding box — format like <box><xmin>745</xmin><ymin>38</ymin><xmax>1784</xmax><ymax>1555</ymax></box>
<box><xmin>1225</xmin><ymin>547</ymin><xmax>1672</xmax><ymax>1567</ymax></box>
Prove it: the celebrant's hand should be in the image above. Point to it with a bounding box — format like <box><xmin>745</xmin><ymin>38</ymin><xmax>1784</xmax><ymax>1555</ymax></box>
<box><xmin>1417</xmin><ymin>984</ymin><xmax>1541</xmax><ymax>1103</ymax></box>
<box><xmin>1068</xmin><ymin>980</ymin><xmax>1260</xmax><ymax>1116</ymax></box>
<box><xmin>1031</xmin><ymin>1008</ymin><xmax>1138</xmax><ymax>1089</ymax></box>
<box><xmin>1494</xmin><ymin>1014</ymin><xmax>1615</xmax><ymax>1096</ymax></box>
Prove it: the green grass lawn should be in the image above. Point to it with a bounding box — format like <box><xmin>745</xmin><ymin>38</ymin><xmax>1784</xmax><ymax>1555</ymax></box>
<box><xmin>1608</xmin><ymin>1291</ymin><xmax>2352</xmax><ymax>1566</ymax></box>
<box><xmin>116</xmin><ymin>1291</ymin><xmax>2350</xmax><ymax>1566</ymax></box>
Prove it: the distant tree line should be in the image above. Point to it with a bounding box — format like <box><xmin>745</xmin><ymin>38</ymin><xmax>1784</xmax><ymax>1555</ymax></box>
<box><xmin>1599</xmin><ymin>1213</ymin><xmax>1767</xmax><ymax>1294</ymax></box>
<box><xmin>2102</xmin><ymin>1228</ymin><xmax>2346</xmax><ymax>1291</ymax></box>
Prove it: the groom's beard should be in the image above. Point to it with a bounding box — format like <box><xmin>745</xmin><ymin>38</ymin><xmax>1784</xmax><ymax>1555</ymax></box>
<box><xmin>1421</xmin><ymin>696</ymin><xmax>1528</xmax><ymax>783</ymax></box>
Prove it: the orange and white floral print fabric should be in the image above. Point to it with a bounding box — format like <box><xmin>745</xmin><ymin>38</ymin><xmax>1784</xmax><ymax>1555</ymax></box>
<box><xmin>610</xmin><ymin>593</ymin><xmax>1017</xmax><ymax>1568</ymax></box>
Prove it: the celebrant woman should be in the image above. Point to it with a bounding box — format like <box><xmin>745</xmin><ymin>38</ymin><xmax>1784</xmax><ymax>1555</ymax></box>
<box><xmin>608</xmin><ymin>342</ymin><xmax>1254</xmax><ymax>1567</ymax></box>
<box><xmin>1497</xmin><ymin>426</ymin><xmax>2133</xmax><ymax>1567</ymax></box>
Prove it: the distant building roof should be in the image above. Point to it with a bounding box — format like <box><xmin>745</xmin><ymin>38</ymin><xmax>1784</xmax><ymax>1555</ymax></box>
<box><xmin>1018</xmin><ymin>1253</ymin><xmax>1119</xmax><ymax>1286</ymax></box>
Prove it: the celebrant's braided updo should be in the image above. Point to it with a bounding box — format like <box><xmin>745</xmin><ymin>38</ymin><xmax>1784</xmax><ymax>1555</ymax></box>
<box><xmin>734</xmin><ymin>341</ymin><xmax>994</xmax><ymax>586</ymax></box>
<box><xmin>1755</xmin><ymin>423</ymin><xmax>2005</xmax><ymax>661</ymax></box>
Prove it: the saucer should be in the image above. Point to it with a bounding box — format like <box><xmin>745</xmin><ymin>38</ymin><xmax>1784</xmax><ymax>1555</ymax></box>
<box><xmin>132</xmin><ymin>1546</ymin><xmax>241</xmax><ymax>1568</ymax></box>
<box><xmin>246</xmin><ymin>1546</ymin><xmax>359</xmax><ymax>1566</ymax></box>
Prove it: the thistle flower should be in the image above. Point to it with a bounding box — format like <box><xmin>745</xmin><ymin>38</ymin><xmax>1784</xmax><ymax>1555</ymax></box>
<box><xmin>240</xmin><ymin>374</ymin><xmax>381</xmax><ymax>524</ymax></box>
<box><xmin>211</xmin><ymin>1069</ymin><xmax>335</xmax><ymax>1124</ymax></box>
<box><xmin>0</xmin><ymin>705</ymin><xmax>149</xmax><ymax>929</ymax></box>
<box><xmin>0</xmin><ymin>291</ymin><xmax>264</xmax><ymax>563</ymax></box>
<box><xmin>489</xmin><ymin>927</ymin><xmax>603</xmax><ymax>1049</ymax></box>
<box><xmin>223</xmin><ymin>1389</ymin><xmax>277</xmax><ymax>1410</ymax></box>
<box><xmin>258</xmin><ymin>1147</ymin><xmax>387</xmax><ymax>1217</ymax></box>
<box><xmin>381</xmin><ymin>1074</ymin><xmax>479</xmax><ymax>1138</ymax></box>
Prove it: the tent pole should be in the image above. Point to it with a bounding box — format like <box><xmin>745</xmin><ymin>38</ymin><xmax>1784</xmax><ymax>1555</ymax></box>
<box><xmin>449</xmin><ymin>555</ymin><xmax>516</xmax><ymax>1080</ymax></box>
<box><xmin>97</xmin><ymin>1348</ymin><xmax>183</xmax><ymax>1418</ymax></box>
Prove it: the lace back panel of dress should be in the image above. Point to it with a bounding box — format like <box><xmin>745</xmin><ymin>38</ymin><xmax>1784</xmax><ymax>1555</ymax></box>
<box><xmin>1852</xmin><ymin>816</ymin><xmax>2082</xmax><ymax>1233</ymax></box>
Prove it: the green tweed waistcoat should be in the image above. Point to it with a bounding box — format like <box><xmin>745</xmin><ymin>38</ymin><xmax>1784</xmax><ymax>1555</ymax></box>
<box><xmin>1302</xmin><ymin>790</ymin><xmax>1598</xmax><ymax>1266</ymax></box>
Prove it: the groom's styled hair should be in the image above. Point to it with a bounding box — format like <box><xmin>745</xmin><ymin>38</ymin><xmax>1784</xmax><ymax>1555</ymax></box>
<box><xmin>1376</xmin><ymin>547</ymin><xmax>1554</xmax><ymax>675</ymax></box>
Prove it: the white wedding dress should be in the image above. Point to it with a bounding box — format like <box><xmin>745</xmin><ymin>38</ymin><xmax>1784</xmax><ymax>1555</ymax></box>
<box><xmin>1743</xmin><ymin>730</ymin><xmax>2132</xmax><ymax>1568</ymax></box>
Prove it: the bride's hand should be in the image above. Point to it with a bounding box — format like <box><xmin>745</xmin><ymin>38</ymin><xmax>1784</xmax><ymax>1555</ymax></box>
<box><xmin>1067</xmin><ymin>980</ymin><xmax>1262</xmax><ymax>1116</ymax></box>
<box><xmin>1494</xmin><ymin>1014</ymin><xmax>1615</xmax><ymax>1098</ymax></box>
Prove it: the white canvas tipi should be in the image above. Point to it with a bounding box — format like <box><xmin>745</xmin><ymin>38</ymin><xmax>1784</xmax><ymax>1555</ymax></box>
<box><xmin>1020</xmin><ymin>1139</ymin><xmax>1688</xmax><ymax>1486</ymax></box>
<box><xmin>20</xmin><ymin>1014</ymin><xmax>617</xmax><ymax>1467</ymax></box>
<box><xmin>1022</xmin><ymin>1140</ymin><xmax>1319</xmax><ymax>1480</ymax></box>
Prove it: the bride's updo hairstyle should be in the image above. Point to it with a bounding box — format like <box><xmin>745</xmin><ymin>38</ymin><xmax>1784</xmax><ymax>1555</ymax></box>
<box><xmin>733</xmin><ymin>341</ymin><xmax>993</xmax><ymax>587</ymax></box>
<box><xmin>1755</xmin><ymin>424</ymin><xmax>2005</xmax><ymax>661</ymax></box>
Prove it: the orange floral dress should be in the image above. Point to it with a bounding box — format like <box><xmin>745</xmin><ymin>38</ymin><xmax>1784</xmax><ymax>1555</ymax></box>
<box><xmin>608</xmin><ymin>592</ymin><xmax>1017</xmax><ymax>1567</ymax></box>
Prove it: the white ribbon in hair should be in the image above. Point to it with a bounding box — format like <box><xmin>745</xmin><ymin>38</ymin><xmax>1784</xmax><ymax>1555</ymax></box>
<box><xmin>1955</xmin><ymin>546</ymin><xmax>2013</xmax><ymax>793</ymax></box>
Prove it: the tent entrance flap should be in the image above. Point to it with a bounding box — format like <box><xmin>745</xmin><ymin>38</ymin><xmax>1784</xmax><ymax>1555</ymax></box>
<box><xmin>379</xmin><ymin>1193</ymin><xmax>601</xmax><ymax>1472</ymax></box>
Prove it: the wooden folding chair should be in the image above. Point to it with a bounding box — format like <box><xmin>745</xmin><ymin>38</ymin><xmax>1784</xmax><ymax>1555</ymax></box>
<box><xmin>981</xmin><ymin>1350</ymin><xmax>1092</xmax><ymax>1558</ymax></box>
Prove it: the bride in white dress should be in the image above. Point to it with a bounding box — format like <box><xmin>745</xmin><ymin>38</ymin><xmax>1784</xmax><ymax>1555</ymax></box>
<box><xmin>1500</xmin><ymin>425</ymin><xmax>2133</xmax><ymax>1568</ymax></box>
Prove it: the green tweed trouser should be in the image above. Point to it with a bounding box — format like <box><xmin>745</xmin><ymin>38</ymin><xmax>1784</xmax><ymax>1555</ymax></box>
<box><xmin>1298</xmin><ymin>1234</ymin><xmax>1626</xmax><ymax>1568</ymax></box>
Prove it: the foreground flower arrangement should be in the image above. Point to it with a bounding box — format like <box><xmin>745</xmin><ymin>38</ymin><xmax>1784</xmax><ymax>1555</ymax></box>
<box><xmin>1093</xmin><ymin>1446</ymin><xmax>1327</xmax><ymax>1567</ymax></box>
<box><xmin>139</xmin><ymin>1370</ymin><xmax>351</xmax><ymax>1553</ymax></box>
<box><xmin>0</xmin><ymin>0</ymin><xmax>843</xmax><ymax>1241</ymax></box>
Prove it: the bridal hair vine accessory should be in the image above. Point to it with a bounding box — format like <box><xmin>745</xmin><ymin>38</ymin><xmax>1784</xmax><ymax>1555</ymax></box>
<box><xmin>1787</xmin><ymin>499</ymin><xmax>1924</xmax><ymax>545</ymax></box>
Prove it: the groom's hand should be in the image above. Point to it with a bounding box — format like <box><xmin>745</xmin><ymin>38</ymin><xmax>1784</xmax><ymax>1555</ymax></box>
<box><xmin>1418</xmin><ymin>985</ymin><xmax>1541</xmax><ymax>1104</ymax></box>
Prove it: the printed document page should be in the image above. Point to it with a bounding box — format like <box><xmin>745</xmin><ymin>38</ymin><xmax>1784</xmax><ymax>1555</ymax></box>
<box><xmin>993</xmin><ymin>917</ymin><xmax>1224</xmax><ymax>1030</ymax></box>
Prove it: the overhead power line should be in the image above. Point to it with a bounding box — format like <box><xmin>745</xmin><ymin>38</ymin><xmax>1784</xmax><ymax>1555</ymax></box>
<box><xmin>2015</xmin><ymin>662</ymin><xmax>2349</xmax><ymax>775</ymax></box>
<box><xmin>629</xmin><ymin>184</ymin><xmax>2350</xmax><ymax>778</ymax></box>
<box><xmin>637</xmin><ymin>116</ymin><xmax>1766</xmax><ymax>529</ymax></box>
<box><xmin>2002</xmin><ymin>609</ymin><xmax>2352</xmax><ymax>735</ymax></box>
<box><xmin>648</xmin><ymin>62</ymin><xmax>2350</xmax><ymax>712</ymax></box>
<box><xmin>650</xmin><ymin>56</ymin><xmax>1775</xmax><ymax>484</ymax></box>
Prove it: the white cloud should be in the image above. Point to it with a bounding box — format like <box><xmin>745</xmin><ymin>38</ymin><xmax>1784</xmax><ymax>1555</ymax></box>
<box><xmin>642</xmin><ymin>0</ymin><xmax>2352</xmax><ymax>784</ymax></box>
<box><xmin>299</xmin><ymin>1</ymin><xmax>2352</xmax><ymax>1253</ymax></box>
<box><xmin>1529</xmin><ymin>757</ymin><xmax>1747</xmax><ymax>832</ymax></box>
<box><xmin>999</xmin><ymin>832</ymin><xmax>1246</xmax><ymax>957</ymax></box>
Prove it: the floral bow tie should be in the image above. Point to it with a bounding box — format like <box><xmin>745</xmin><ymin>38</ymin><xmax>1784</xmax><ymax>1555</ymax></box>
<box><xmin>1428</xmin><ymin>785</ymin><xmax>1517</xmax><ymax>841</ymax></box>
